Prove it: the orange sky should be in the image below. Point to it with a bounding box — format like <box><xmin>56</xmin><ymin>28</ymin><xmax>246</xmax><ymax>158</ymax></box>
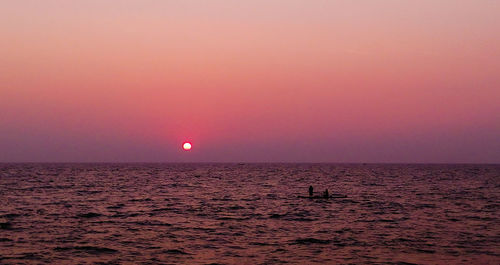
<box><xmin>1</xmin><ymin>0</ymin><xmax>499</xmax><ymax>162</ymax></box>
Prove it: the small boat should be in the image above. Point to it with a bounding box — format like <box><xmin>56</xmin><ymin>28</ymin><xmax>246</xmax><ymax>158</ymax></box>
<box><xmin>298</xmin><ymin>194</ymin><xmax>347</xmax><ymax>199</ymax></box>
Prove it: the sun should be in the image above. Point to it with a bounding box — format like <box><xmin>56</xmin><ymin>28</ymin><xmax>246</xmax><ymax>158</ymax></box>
<box><xmin>182</xmin><ymin>142</ymin><xmax>192</xmax><ymax>151</ymax></box>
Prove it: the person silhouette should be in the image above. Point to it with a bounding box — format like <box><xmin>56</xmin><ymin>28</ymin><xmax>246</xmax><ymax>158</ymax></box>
<box><xmin>309</xmin><ymin>186</ymin><xmax>314</xmax><ymax>197</ymax></box>
<box><xmin>323</xmin><ymin>189</ymin><xmax>329</xmax><ymax>198</ymax></box>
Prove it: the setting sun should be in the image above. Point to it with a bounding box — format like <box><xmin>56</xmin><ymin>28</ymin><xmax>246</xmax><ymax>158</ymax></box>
<box><xmin>182</xmin><ymin>142</ymin><xmax>192</xmax><ymax>151</ymax></box>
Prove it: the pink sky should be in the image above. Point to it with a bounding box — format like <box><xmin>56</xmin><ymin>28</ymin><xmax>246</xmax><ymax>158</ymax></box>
<box><xmin>1</xmin><ymin>0</ymin><xmax>499</xmax><ymax>162</ymax></box>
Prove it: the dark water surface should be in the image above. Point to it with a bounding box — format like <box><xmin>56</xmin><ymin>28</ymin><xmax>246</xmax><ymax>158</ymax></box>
<box><xmin>0</xmin><ymin>163</ymin><xmax>499</xmax><ymax>264</ymax></box>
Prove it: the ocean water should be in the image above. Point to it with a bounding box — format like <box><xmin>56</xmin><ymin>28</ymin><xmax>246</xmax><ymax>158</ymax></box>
<box><xmin>0</xmin><ymin>163</ymin><xmax>499</xmax><ymax>264</ymax></box>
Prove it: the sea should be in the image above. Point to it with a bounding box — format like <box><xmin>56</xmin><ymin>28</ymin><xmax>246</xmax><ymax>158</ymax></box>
<box><xmin>0</xmin><ymin>163</ymin><xmax>499</xmax><ymax>264</ymax></box>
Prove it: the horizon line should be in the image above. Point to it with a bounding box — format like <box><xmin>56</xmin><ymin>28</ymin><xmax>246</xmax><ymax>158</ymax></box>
<box><xmin>0</xmin><ymin>161</ymin><xmax>499</xmax><ymax>165</ymax></box>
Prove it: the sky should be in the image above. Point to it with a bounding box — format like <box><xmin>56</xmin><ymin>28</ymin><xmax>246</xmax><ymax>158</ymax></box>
<box><xmin>1</xmin><ymin>0</ymin><xmax>499</xmax><ymax>163</ymax></box>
